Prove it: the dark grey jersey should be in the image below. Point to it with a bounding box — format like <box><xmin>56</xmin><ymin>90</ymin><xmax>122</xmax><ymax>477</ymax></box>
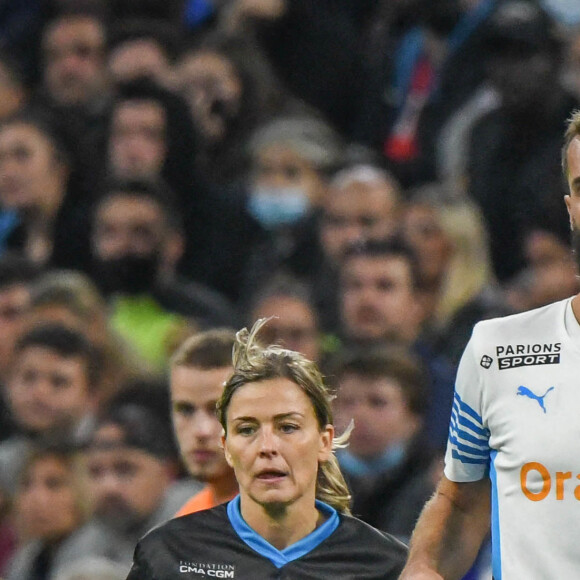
<box><xmin>127</xmin><ymin>501</ymin><xmax>407</xmax><ymax>579</ymax></box>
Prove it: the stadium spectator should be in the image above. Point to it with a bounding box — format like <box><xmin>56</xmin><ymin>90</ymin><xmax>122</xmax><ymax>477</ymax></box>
<box><xmin>338</xmin><ymin>237</ymin><xmax>455</xmax><ymax>449</ymax></box>
<box><xmin>219</xmin><ymin>0</ymin><xmax>365</xmax><ymax>133</ymax></box>
<box><xmin>32</xmin><ymin>3</ymin><xmax>114</xmax><ymax>180</ymax></box>
<box><xmin>353</xmin><ymin>0</ymin><xmax>496</xmax><ymax>187</ymax></box>
<box><xmin>102</xmin><ymin>79</ymin><xmax>260</xmax><ymax>303</ymax></box>
<box><xmin>0</xmin><ymin>110</ymin><xmax>94</xmax><ymax>271</ymax></box>
<box><xmin>401</xmin><ymin>184</ymin><xmax>511</xmax><ymax>364</ymax></box>
<box><xmin>0</xmin><ymin>256</ymin><xmax>39</xmax><ymax>387</ymax></box>
<box><xmin>239</xmin><ymin>112</ymin><xmax>345</xmax><ymax>304</ymax></box>
<box><xmin>26</xmin><ymin>269</ymin><xmax>149</xmax><ymax>405</ymax></box>
<box><xmin>172</xmin><ymin>33</ymin><xmax>290</xmax><ymax>187</ymax></box>
<box><xmin>0</xmin><ymin>255</ymin><xmax>41</xmax><ymax>442</ymax></box>
<box><xmin>170</xmin><ymin>329</ymin><xmax>239</xmax><ymax>516</ymax></box>
<box><xmin>503</xmin><ymin>228</ymin><xmax>579</xmax><ymax>314</ymax></box>
<box><xmin>107</xmin><ymin>19</ymin><xmax>178</xmax><ymax>87</ymax></box>
<box><xmin>103</xmin><ymin>79</ymin><xmax>197</xmax><ymax>202</ymax></box>
<box><xmin>339</xmin><ymin>237</ymin><xmax>425</xmax><ymax>346</ymax></box>
<box><xmin>4</xmin><ymin>444</ymin><xmax>90</xmax><ymax>580</ymax></box>
<box><xmin>320</xmin><ymin>165</ymin><xmax>402</xmax><ymax>268</ymax></box>
<box><xmin>315</xmin><ymin>163</ymin><xmax>403</xmax><ymax>332</ymax></box>
<box><xmin>89</xmin><ymin>179</ymin><xmax>237</xmax><ymax>369</ymax></box>
<box><xmin>39</xmin><ymin>8</ymin><xmax>109</xmax><ymax>109</ymax></box>
<box><xmin>0</xmin><ymin>324</ymin><xmax>100</xmax><ymax>496</ymax></box>
<box><xmin>127</xmin><ymin>318</ymin><xmax>408</xmax><ymax>578</ymax></box>
<box><xmin>434</xmin><ymin>81</ymin><xmax>500</xmax><ymax>192</ymax></box>
<box><xmin>71</xmin><ymin>404</ymin><xmax>197</xmax><ymax>571</ymax></box>
<box><xmin>332</xmin><ymin>346</ymin><xmax>435</xmax><ymax>543</ymax></box>
<box><xmin>466</xmin><ymin>0</ymin><xmax>577</xmax><ymax>283</ymax></box>
<box><xmin>248</xmin><ymin>274</ymin><xmax>322</xmax><ymax>363</ymax></box>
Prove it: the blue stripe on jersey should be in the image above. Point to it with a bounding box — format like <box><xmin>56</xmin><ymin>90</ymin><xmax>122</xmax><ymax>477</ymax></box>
<box><xmin>448</xmin><ymin>436</ymin><xmax>488</xmax><ymax>458</ymax></box>
<box><xmin>450</xmin><ymin>405</ymin><xmax>488</xmax><ymax>439</ymax></box>
<box><xmin>449</xmin><ymin>416</ymin><xmax>486</xmax><ymax>447</ymax></box>
<box><xmin>490</xmin><ymin>450</ymin><xmax>501</xmax><ymax>580</ymax></box>
<box><xmin>449</xmin><ymin>432</ymin><xmax>489</xmax><ymax>463</ymax></box>
<box><xmin>449</xmin><ymin>414</ymin><xmax>489</xmax><ymax>447</ymax></box>
<box><xmin>448</xmin><ymin>392</ymin><xmax>490</xmax><ymax>464</ymax></box>
<box><xmin>453</xmin><ymin>392</ymin><xmax>484</xmax><ymax>425</ymax></box>
<box><xmin>227</xmin><ymin>495</ymin><xmax>339</xmax><ymax>568</ymax></box>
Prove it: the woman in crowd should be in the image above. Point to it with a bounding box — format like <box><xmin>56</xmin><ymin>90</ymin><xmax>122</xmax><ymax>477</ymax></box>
<box><xmin>172</xmin><ymin>32</ymin><xmax>290</xmax><ymax>187</ymax></box>
<box><xmin>0</xmin><ymin>110</ymin><xmax>93</xmax><ymax>272</ymax></box>
<box><xmin>401</xmin><ymin>184</ymin><xmax>511</xmax><ymax>364</ymax></box>
<box><xmin>5</xmin><ymin>444</ymin><xmax>91</xmax><ymax>580</ymax></box>
<box><xmin>127</xmin><ymin>318</ymin><xmax>407</xmax><ymax>579</ymax></box>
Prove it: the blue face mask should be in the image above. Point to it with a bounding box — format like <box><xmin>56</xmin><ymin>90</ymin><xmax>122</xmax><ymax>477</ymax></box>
<box><xmin>541</xmin><ymin>0</ymin><xmax>580</xmax><ymax>26</ymax></box>
<box><xmin>248</xmin><ymin>186</ymin><xmax>311</xmax><ymax>229</ymax></box>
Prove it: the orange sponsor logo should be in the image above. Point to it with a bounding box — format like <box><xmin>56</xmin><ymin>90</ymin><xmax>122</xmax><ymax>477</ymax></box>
<box><xmin>521</xmin><ymin>462</ymin><xmax>580</xmax><ymax>501</ymax></box>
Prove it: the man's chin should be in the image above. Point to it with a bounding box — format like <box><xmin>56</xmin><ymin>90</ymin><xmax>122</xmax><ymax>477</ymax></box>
<box><xmin>96</xmin><ymin>503</ymin><xmax>144</xmax><ymax>534</ymax></box>
<box><xmin>188</xmin><ymin>465</ymin><xmax>216</xmax><ymax>483</ymax></box>
<box><xmin>350</xmin><ymin>328</ymin><xmax>387</xmax><ymax>343</ymax></box>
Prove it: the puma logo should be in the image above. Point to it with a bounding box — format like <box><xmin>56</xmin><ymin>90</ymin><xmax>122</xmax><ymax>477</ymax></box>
<box><xmin>516</xmin><ymin>386</ymin><xmax>554</xmax><ymax>413</ymax></box>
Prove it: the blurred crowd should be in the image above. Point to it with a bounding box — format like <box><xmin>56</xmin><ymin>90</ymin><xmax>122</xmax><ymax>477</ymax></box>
<box><xmin>0</xmin><ymin>0</ymin><xmax>579</xmax><ymax>578</ymax></box>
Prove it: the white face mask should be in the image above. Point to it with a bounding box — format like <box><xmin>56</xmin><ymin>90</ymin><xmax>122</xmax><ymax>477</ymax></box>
<box><xmin>248</xmin><ymin>186</ymin><xmax>311</xmax><ymax>229</ymax></box>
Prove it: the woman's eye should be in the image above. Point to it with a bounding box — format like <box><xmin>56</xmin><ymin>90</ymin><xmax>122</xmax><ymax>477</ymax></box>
<box><xmin>236</xmin><ymin>425</ymin><xmax>255</xmax><ymax>436</ymax></box>
<box><xmin>280</xmin><ymin>423</ymin><xmax>299</xmax><ymax>433</ymax></box>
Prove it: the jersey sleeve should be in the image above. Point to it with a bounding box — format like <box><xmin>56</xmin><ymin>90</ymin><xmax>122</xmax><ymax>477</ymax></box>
<box><xmin>444</xmin><ymin>325</ymin><xmax>491</xmax><ymax>482</ymax></box>
<box><xmin>126</xmin><ymin>540</ymin><xmax>154</xmax><ymax>580</ymax></box>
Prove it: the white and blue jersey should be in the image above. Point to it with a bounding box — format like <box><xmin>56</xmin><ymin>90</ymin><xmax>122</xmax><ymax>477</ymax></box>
<box><xmin>446</xmin><ymin>298</ymin><xmax>580</xmax><ymax>579</ymax></box>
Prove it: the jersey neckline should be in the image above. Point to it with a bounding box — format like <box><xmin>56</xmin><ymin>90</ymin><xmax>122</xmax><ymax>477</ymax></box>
<box><xmin>226</xmin><ymin>495</ymin><xmax>339</xmax><ymax>568</ymax></box>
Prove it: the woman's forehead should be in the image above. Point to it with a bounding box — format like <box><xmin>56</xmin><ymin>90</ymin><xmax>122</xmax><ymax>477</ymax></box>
<box><xmin>227</xmin><ymin>377</ymin><xmax>315</xmax><ymax>418</ymax></box>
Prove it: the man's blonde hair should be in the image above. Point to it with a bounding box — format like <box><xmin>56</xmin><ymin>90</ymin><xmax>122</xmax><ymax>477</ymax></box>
<box><xmin>171</xmin><ymin>328</ymin><xmax>236</xmax><ymax>370</ymax></box>
<box><xmin>562</xmin><ymin>109</ymin><xmax>580</xmax><ymax>180</ymax></box>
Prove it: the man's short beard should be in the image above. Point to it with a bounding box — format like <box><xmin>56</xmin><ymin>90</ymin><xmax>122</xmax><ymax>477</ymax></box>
<box><xmin>95</xmin><ymin>496</ymin><xmax>147</xmax><ymax>535</ymax></box>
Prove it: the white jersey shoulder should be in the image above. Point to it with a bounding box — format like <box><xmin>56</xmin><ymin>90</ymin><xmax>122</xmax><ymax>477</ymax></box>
<box><xmin>445</xmin><ymin>297</ymin><xmax>580</xmax><ymax>579</ymax></box>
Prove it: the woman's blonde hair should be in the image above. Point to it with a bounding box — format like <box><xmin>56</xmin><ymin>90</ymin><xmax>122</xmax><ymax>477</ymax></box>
<box><xmin>217</xmin><ymin>318</ymin><xmax>352</xmax><ymax>514</ymax></box>
<box><xmin>406</xmin><ymin>185</ymin><xmax>494</xmax><ymax>326</ymax></box>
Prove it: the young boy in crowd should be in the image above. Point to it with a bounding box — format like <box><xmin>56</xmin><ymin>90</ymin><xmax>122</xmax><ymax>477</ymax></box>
<box><xmin>0</xmin><ymin>323</ymin><xmax>100</xmax><ymax>495</ymax></box>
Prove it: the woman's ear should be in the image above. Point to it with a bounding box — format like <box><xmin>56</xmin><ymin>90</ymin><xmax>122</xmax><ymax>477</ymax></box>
<box><xmin>221</xmin><ymin>433</ymin><xmax>234</xmax><ymax>467</ymax></box>
<box><xmin>318</xmin><ymin>424</ymin><xmax>334</xmax><ymax>463</ymax></box>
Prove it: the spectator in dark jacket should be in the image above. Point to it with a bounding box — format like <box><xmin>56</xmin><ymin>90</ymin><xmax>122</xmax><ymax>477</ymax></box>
<box><xmin>466</xmin><ymin>0</ymin><xmax>577</xmax><ymax>283</ymax></box>
<box><xmin>332</xmin><ymin>345</ymin><xmax>435</xmax><ymax>543</ymax></box>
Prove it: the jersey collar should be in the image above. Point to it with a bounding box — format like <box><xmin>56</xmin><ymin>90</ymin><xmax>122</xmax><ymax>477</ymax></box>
<box><xmin>226</xmin><ymin>495</ymin><xmax>339</xmax><ymax>568</ymax></box>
